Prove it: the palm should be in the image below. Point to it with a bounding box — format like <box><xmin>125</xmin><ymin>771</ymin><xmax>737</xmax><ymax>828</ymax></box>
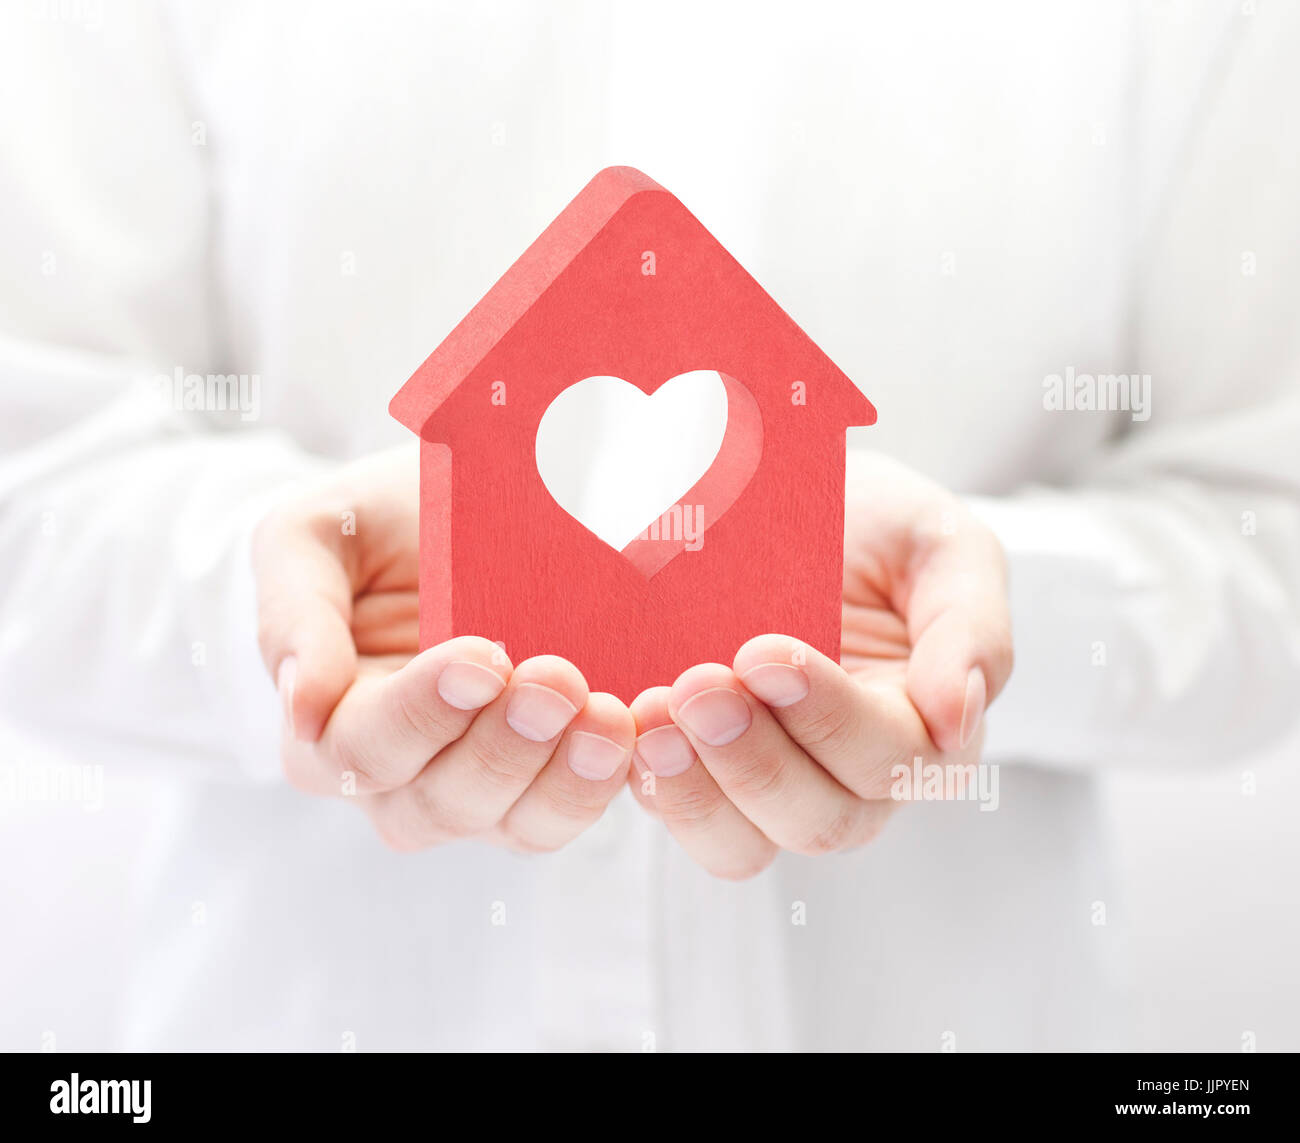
<box><xmin>338</xmin><ymin>452</ymin><xmax>422</xmax><ymax>673</ymax></box>
<box><xmin>838</xmin><ymin>452</ymin><xmax>925</xmax><ymax>683</ymax></box>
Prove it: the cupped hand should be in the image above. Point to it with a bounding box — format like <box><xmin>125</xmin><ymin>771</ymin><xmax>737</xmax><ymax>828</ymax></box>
<box><xmin>251</xmin><ymin>447</ymin><xmax>634</xmax><ymax>853</ymax></box>
<box><xmin>628</xmin><ymin>450</ymin><xmax>1014</xmax><ymax>879</ymax></box>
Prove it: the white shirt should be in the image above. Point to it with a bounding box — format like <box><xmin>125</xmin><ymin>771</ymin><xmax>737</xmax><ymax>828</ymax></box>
<box><xmin>2</xmin><ymin>0</ymin><xmax>1298</xmax><ymax>1051</ymax></box>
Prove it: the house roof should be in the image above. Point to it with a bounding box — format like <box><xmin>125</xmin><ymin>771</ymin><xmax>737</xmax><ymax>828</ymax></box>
<box><xmin>390</xmin><ymin>166</ymin><xmax>874</xmax><ymax>440</ymax></box>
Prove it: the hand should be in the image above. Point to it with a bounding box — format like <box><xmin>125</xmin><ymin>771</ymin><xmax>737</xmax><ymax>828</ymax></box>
<box><xmin>252</xmin><ymin>447</ymin><xmax>635</xmax><ymax>852</ymax></box>
<box><xmin>628</xmin><ymin>451</ymin><xmax>1014</xmax><ymax>879</ymax></box>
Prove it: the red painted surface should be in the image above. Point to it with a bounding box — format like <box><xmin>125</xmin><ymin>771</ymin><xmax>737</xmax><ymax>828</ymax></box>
<box><xmin>392</xmin><ymin>166</ymin><xmax>875</xmax><ymax>701</ymax></box>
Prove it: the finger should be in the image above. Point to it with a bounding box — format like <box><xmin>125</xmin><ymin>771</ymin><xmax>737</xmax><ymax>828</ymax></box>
<box><xmin>281</xmin><ymin>635</ymin><xmax>511</xmax><ymax>795</ymax></box>
<box><xmin>629</xmin><ymin>687</ymin><xmax>776</xmax><ymax>881</ymax></box>
<box><xmin>493</xmin><ymin>691</ymin><xmax>634</xmax><ymax>852</ymax></box>
<box><xmin>733</xmin><ymin>634</ymin><xmax>926</xmax><ymax>800</ymax></box>
<box><xmin>668</xmin><ymin>664</ymin><xmax>892</xmax><ymax>857</ymax></box>
<box><xmin>365</xmin><ymin>655</ymin><xmax>587</xmax><ymax>850</ymax></box>
<box><xmin>902</xmin><ymin>510</ymin><xmax>1014</xmax><ymax>752</ymax></box>
<box><xmin>252</xmin><ymin>509</ymin><xmax>358</xmax><ymax>743</ymax></box>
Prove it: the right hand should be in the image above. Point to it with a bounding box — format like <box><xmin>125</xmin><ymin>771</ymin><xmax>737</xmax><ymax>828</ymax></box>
<box><xmin>251</xmin><ymin>447</ymin><xmax>635</xmax><ymax>853</ymax></box>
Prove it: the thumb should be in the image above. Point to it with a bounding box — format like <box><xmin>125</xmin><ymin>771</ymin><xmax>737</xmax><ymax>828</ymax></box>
<box><xmin>252</xmin><ymin>512</ymin><xmax>359</xmax><ymax>743</ymax></box>
<box><xmin>903</xmin><ymin>511</ymin><xmax>1014</xmax><ymax>754</ymax></box>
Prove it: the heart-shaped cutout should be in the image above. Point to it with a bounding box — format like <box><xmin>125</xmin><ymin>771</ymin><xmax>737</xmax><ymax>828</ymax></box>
<box><xmin>535</xmin><ymin>370</ymin><xmax>762</xmax><ymax>576</ymax></box>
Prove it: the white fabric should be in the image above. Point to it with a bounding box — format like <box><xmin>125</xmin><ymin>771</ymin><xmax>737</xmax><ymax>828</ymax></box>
<box><xmin>2</xmin><ymin>0</ymin><xmax>1298</xmax><ymax>1050</ymax></box>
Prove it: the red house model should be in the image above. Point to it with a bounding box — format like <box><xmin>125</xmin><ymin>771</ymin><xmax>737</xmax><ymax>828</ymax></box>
<box><xmin>391</xmin><ymin>166</ymin><xmax>875</xmax><ymax>702</ymax></box>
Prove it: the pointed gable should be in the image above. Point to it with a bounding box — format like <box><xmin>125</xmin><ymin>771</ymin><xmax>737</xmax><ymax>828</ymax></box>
<box><xmin>390</xmin><ymin>166</ymin><xmax>874</xmax><ymax>442</ymax></box>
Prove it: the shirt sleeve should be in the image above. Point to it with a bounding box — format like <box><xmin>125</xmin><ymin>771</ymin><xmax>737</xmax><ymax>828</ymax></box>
<box><xmin>0</xmin><ymin>2</ymin><xmax>324</xmax><ymax>782</ymax></box>
<box><xmin>0</xmin><ymin>339</ymin><xmax>329</xmax><ymax>783</ymax></box>
<box><xmin>973</xmin><ymin>3</ymin><xmax>1300</xmax><ymax>770</ymax></box>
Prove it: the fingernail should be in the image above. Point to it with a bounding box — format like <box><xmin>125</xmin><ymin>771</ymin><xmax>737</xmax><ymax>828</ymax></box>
<box><xmin>634</xmin><ymin>725</ymin><xmax>696</xmax><ymax>778</ymax></box>
<box><xmin>277</xmin><ymin>656</ymin><xmax>297</xmax><ymax>738</ymax></box>
<box><xmin>437</xmin><ymin>660</ymin><xmax>506</xmax><ymax>711</ymax></box>
<box><xmin>959</xmin><ymin>667</ymin><xmax>987</xmax><ymax>748</ymax></box>
<box><xmin>506</xmin><ymin>682</ymin><xmax>578</xmax><ymax>742</ymax></box>
<box><xmin>567</xmin><ymin>730</ymin><xmax>628</xmax><ymax>781</ymax></box>
<box><xmin>676</xmin><ymin>687</ymin><xmax>751</xmax><ymax>747</ymax></box>
<box><xmin>739</xmin><ymin>662</ymin><xmax>809</xmax><ymax>708</ymax></box>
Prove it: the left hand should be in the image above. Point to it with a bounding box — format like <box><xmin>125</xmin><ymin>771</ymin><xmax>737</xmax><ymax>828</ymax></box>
<box><xmin>253</xmin><ymin>448</ymin><xmax>635</xmax><ymax>857</ymax></box>
<box><xmin>627</xmin><ymin>451</ymin><xmax>1014</xmax><ymax>880</ymax></box>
